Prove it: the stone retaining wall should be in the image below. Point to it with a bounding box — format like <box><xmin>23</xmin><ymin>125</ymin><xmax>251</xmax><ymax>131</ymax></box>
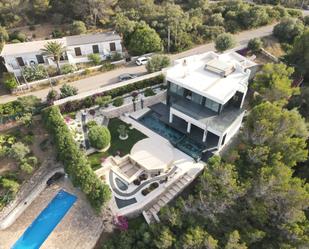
<box><xmin>0</xmin><ymin>164</ymin><xmax>64</xmax><ymax>230</ymax></box>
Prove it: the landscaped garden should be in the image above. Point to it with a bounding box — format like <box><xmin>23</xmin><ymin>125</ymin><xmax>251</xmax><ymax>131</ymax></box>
<box><xmin>87</xmin><ymin>118</ymin><xmax>147</xmax><ymax>170</ymax></box>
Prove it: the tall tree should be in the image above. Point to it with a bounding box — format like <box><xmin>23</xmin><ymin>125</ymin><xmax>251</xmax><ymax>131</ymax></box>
<box><xmin>41</xmin><ymin>41</ymin><xmax>67</xmax><ymax>74</ymax></box>
<box><xmin>287</xmin><ymin>30</ymin><xmax>309</xmax><ymax>80</ymax></box>
<box><xmin>242</xmin><ymin>102</ymin><xmax>308</xmax><ymax>168</ymax></box>
<box><xmin>252</xmin><ymin>63</ymin><xmax>299</xmax><ymax>106</ymax></box>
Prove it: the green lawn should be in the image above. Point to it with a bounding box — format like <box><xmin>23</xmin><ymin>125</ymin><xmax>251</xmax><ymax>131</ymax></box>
<box><xmin>87</xmin><ymin>118</ymin><xmax>147</xmax><ymax>170</ymax></box>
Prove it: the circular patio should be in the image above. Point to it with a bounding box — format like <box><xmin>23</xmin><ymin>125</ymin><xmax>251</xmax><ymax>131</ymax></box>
<box><xmin>130</xmin><ymin>138</ymin><xmax>174</xmax><ymax>173</ymax></box>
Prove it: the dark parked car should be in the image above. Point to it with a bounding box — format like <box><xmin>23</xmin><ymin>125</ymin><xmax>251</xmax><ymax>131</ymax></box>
<box><xmin>118</xmin><ymin>73</ymin><xmax>137</xmax><ymax>81</ymax></box>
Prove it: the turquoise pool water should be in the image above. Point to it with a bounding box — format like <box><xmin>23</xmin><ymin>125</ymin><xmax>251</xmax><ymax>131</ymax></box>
<box><xmin>139</xmin><ymin>112</ymin><xmax>204</xmax><ymax>159</ymax></box>
<box><xmin>12</xmin><ymin>190</ymin><xmax>77</xmax><ymax>249</ymax></box>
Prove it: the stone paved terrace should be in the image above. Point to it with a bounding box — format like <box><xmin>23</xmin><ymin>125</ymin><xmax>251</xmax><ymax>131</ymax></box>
<box><xmin>0</xmin><ymin>178</ymin><xmax>113</xmax><ymax>249</ymax></box>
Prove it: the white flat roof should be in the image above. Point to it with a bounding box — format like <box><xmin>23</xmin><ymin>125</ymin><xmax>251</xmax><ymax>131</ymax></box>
<box><xmin>166</xmin><ymin>51</ymin><xmax>256</xmax><ymax>104</ymax></box>
<box><xmin>130</xmin><ymin>138</ymin><xmax>174</xmax><ymax>172</ymax></box>
<box><xmin>0</xmin><ymin>32</ymin><xmax>121</xmax><ymax>57</ymax></box>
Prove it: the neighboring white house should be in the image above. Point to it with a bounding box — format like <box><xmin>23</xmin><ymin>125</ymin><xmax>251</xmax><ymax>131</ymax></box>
<box><xmin>0</xmin><ymin>31</ymin><xmax>122</xmax><ymax>76</ymax></box>
<box><xmin>165</xmin><ymin>51</ymin><xmax>256</xmax><ymax>152</ymax></box>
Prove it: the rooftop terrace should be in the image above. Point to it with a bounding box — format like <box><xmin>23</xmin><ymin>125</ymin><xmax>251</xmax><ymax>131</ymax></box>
<box><xmin>166</xmin><ymin>51</ymin><xmax>256</xmax><ymax>104</ymax></box>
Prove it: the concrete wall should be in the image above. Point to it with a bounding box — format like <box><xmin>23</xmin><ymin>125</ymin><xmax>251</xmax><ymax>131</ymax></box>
<box><xmin>101</xmin><ymin>91</ymin><xmax>167</xmax><ymax>118</ymax></box>
<box><xmin>0</xmin><ymin>167</ymin><xmax>64</xmax><ymax>230</ymax></box>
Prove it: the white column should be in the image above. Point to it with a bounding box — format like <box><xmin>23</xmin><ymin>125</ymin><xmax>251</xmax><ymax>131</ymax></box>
<box><xmin>240</xmin><ymin>91</ymin><xmax>247</xmax><ymax>108</ymax></box>
<box><xmin>202</xmin><ymin>129</ymin><xmax>207</xmax><ymax>142</ymax></box>
<box><xmin>218</xmin><ymin>135</ymin><xmax>223</xmax><ymax>148</ymax></box>
<box><xmin>187</xmin><ymin>122</ymin><xmax>191</xmax><ymax>133</ymax></box>
<box><xmin>169</xmin><ymin>112</ymin><xmax>173</xmax><ymax>123</ymax></box>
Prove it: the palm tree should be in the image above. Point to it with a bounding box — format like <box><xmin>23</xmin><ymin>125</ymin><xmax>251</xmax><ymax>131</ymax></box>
<box><xmin>41</xmin><ymin>41</ymin><xmax>67</xmax><ymax>74</ymax></box>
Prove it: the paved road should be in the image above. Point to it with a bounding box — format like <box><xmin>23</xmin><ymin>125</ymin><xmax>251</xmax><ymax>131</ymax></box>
<box><xmin>1</xmin><ymin>11</ymin><xmax>308</xmax><ymax>104</ymax></box>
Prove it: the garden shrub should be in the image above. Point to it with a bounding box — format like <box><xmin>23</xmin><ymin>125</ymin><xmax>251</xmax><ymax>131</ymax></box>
<box><xmin>144</xmin><ymin>88</ymin><xmax>155</xmax><ymax>97</ymax></box>
<box><xmin>88</xmin><ymin>125</ymin><xmax>111</xmax><ymax>150</ymax></box>
<box><xmin>22</xmin><ymin>65</ymin><xmax>47</xmax><ymax>82</ymax></box>
<box><xmin>88</xmin><ymin>53</ymin><xmax>101</xmax><ymax>65</ymax></box>
<box><xmin>109</xmin><ymin>52</ymin><xmax>122</xmax><ymax>62</ymax></box>
<box><xmin>100</xmin><ymin>62</ymin><xmax>115</xmax><ymax>72</ymax></box>
<box><xmin>86</xmin><ymin>120</ymin><xmax>97</xmax><ymax>129</ymax></box>
<box><xmin>3</xmin><ymin>72</ymin><xmax>18</xmax><ymax>91</ymax></box>
<box><xmin>146</xmin><ymin>55</ymin><xmax>171</xmax><ymax>73</ymax></box>
<box><xmin>95</xmin><ymin>95</ymin><xmax>112</xmax><ymax>107</ymax></box>
<box><xmin>42</xmin><ymin>106</ymin><xmax>111</xmax><ymax>210</ymax></box>
<box><xmin>60</xmin><ymin>84</ymin><xmax>78</xmax><ymax>98</ymax></box>
<box><xmin>0</xmin><ymin>178</ymin><xmax>20</xmax><ymax>194</ymax></box>
<box><xmin>113</xmin><ymin>97</ymin><xmax>124</xmax><ymax>107</ymax></box>
<box><xmin>61</xmin><ymin>64</ymin><xmax>75</xmax><ymax>74</ymax></box>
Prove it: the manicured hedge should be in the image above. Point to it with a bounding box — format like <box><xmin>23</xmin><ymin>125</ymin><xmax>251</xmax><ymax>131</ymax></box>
<box><xmin>59</xmin><ymin>74</ymin><xmax>164</xmax><ymax>113</ymax></box>
<box><xmin>42</xmin><ymin>106</ymin><xmax>111</xmax><ymax>210</ymax></box>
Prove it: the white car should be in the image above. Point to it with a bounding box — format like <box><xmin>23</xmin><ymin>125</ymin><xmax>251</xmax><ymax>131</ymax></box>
<box><xmin>135</xmin><ymin>56</ymin><xmax>149</xmax><ymax>66</ymax></box>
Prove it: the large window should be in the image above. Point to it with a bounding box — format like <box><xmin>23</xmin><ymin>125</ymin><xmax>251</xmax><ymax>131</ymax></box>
<box><xmin>205</xmin><ymin>98</ymin><xmax>219</xmax><ymax>112</ymax></box>
<box><xmin>36</xmin><ymin>55</ymin><xmax>44</xmax><ymax>64</ymax></box>
<box><xmin>191</xmin><ymin>92</ymin><xmax>203</xmax><ymax>104</ymax></box>
<box><xmin>74</xmin><ymin>47</ymin><xmax>82</xmax><ymax>56</ymax></box>
<box><xmin>109</xmin><ymin>42</ymin><xmax>116</xmax><ymax>51</ymax></box>
<box><xmin>169</xmin><ymin>82</ymin><xmax>184</xmax><ymax>96</ymax></box>
<box><xmin>16</xmin><ymin>57</ymin><xmax>25</xmax><ymax>67</ymax></box>
<box><xmin>92</xmin><ymin>45</ymin><xmax>99</xmax><ymax>54</ymax></box>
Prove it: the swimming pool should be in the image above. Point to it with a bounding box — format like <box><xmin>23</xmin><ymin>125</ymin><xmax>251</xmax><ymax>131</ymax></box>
<box><xmin>139</xmin><ymin>112</ymin><xmax>204</xmax><ymax>159</ymax></box>
<box><xmin>12</xmin><ymin>190</ymin><xmax>77</xmax><ymax>249</ymax></box>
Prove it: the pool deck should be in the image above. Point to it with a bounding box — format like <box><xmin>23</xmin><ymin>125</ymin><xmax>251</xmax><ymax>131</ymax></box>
<box><xmin>0</xmin><ymin>178</ymin><xmax>113</xmax><ymax>249</ymax></box>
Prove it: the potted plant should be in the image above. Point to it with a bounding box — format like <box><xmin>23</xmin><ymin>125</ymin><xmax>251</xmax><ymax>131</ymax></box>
<box><xmin>117</xmin><ymin>124</ymin><xmax>128</xmax><ymax>140</ymax></box>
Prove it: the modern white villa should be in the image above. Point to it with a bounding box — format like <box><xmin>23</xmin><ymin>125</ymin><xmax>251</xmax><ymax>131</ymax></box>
<box><xmin>164</xmin><ymin>51</ymin><xmax>256</xmax><ymax>153</ymax></box>
<box><xmin>0</xmin><ymin>31</ymin><xmax>122</xmax><ymax>76</ymax></box>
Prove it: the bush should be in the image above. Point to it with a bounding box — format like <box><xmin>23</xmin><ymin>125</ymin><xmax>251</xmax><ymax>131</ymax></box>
<box><xmin>1</xmin><ymin>178</ymin><xmax>19</xmax><ymax>194</ymax></box>
<box><xmin>20</xmin><ymin>162</ymin><xmax>34</xmax><ymax>174</ymax></box>
<box><xmin>27</xmin><ymin>156</ymin><xmax>38</xmax><ymax>166</ymax></box>
<box><xmin>95</xmin><ymin>95</ymin><xmax>112</xmax><ymax>107</ymax></box>
<box><xmin>304</xmin><ymin>16</ymin><xmax>309</xmax><ymax>26</ymax></box>
<box><xmin>61</xmin><ymin>64</ymin><xmax>75</xmax><ymax>74</ymax></box>
<box><xmin>215</xmin><ymin>33</ymin><xmax>236</xmax><ymax>52</ymax></box>
<box><xmin>10</xmin><ymin>39</ymin><xmax>21</xmax><ymax>43</ymax></box>
<box><xmin>47</xmin><ymin>89</ymin><xmax>59</xmax><ymax>103</ymax></box>
<box><xmin>22</xmin><ymin>65</ymin><xmax>47</xmax><ymax>82</ymax></box>
<box><xmin>3</xmin><ymin>73</ymin><xmax>18</xmax><ymax>91</ymax></box>
<box><xmin>70</xmin><ymin>20</ymin><xmax>87</xmax><ymax>35</ymax></box>
<box><xmin>9</xmin><ymin>31</ymin><xmax>26</xmax><ymax>42</ymax></box>
<box><xmin>273</xmin><ymin>18</ymin><xmax>304</xmax><ymax>43</ymax></box>
<box><xmin>88</xmin><ymin>53</ymin><xmax>101</xmax><ymax>65</ymax></box>
<box><xmin>52</xmin><ymin>29</ymin><xmax>64</xmax><ymax>38</ymax></box>
<box><xmin>88</xmin><ymin>125</ymin><xmax>111</xmax><ymax>150</ymax></box>
<box><xmin>0</xmin><ymin>26</ymin><xmax>9</xmax><ymax>43</ymax></box>
<box><xmin>100</xmin><ymin>62</ymin><xmax>115</xmax><ymax>72</ymax></box>
<box><xmin>86</xmin><ymin>120</ymin><xmax>97</xmax><ymax>129</ymax></box>
<box><xmin>248</xmin><ymin>38</ymin><xmax>263</xmax><ymax>53</ymax></box>
<box><xmin>8</xmin><ymin>142</ymin><xmax>30</xmax><ymax>161</ymax></box>
<box><xmin>144</xmin><ymin>88</ymin><xmax>155</xmax><ymax>97</ymax></box>
<box><xmin>146</xmin><ymin>55</ymin><xmax>171</xmax><ymax>73</ymax></box>
<box><xmin>113</xmin><ymin>97</ymin><xmax>124</xmax><ymax>107</ymax></box>
<box><xmin>109</xmin><ymin>52</ymin><xmax>122</xmax><ymax>62</ymax></box>
<box><xmin>60</xmin><ymin>84</ymin><xmax>78</xmax><ymax>98</ymax></box>
<box><xmin>42</xmin><ymin>106</ymin><xmax>111</xmax><ymax>210</ymax></box>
